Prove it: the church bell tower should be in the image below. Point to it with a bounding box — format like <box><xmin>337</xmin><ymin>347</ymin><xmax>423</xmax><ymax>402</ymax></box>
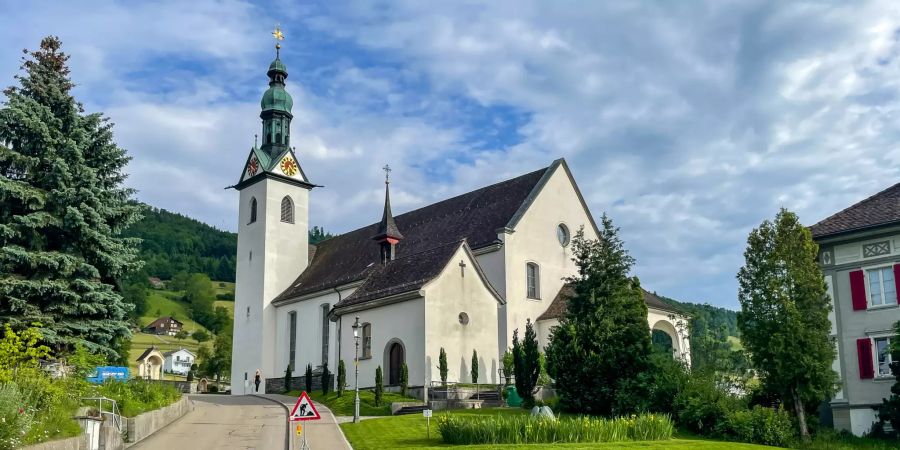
<box><xmin>231</xmin><ymin>27</ymin><xmax>313</xmax><ymax>394</ymax></box>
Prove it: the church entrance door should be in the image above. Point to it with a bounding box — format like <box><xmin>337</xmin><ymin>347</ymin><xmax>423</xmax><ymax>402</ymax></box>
<box><xmin>388</xmin><ymin>342</ymin><xmax>404</xmax><ymax>385</ymax></box>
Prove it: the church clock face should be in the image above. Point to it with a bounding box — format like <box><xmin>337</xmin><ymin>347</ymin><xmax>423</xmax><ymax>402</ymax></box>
<box><xmin>247</xmin><ymin>156</ymin><xmax>259</xmax><ymax>177</ymax></box>
<box><xmin>280</xmin><ymin>156</ymin><xmax>299</xmax><ymax>176</ymax></box>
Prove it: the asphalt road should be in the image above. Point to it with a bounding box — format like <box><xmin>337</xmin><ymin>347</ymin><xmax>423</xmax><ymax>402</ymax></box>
<box><xmin>130</xmin><ymin>395</ymin><xmax>286</xmax><ymax>450</ymax></box>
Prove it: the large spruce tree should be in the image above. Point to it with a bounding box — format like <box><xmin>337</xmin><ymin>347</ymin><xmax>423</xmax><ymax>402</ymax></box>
<box><xmin>545</xmin><ymin>215</ymin><xmax>652</xmax><ymax>415</ymax></box>
<box><xmin>737</xmin><ymin>208</ymin><xmax>836</xmax><ymax>439</ymax></box>
<box><xmin>0</xmin><ymin>37</ymin><xmax>141</xmax><ymax>358</ymax></box>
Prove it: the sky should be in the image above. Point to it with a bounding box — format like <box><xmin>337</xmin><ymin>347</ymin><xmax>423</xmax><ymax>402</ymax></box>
<box><xmin>2</xmin><ymin>1</ymin><xmax>900</xmax><ymax>309</ymax></box>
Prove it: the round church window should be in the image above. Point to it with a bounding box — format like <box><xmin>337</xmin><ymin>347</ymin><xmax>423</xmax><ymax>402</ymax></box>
<box><xmin>458</xmin><ymin>312</ymin><xmax>469</xmax><ymax>325</ymax></box>
<box><xmin>557</xmin><ymin>223</ymin><xmax>570</xmax><ymax>247</ymax></box>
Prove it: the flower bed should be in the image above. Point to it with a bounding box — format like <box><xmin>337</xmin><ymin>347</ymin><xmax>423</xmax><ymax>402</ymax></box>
<box><xmin>437</xmin><ymin>412</ymin><xmax>674</xmax><ymax>445</ymax></box>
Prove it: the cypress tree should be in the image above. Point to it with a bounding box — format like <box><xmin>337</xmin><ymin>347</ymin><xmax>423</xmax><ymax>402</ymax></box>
<box><xmin>545</xmin><ymin>216</ymin><xmax>652</xmax><ymax>415</ymax></box>
<box><xmin>0</xmin><ymin>37</ymin><xmax>142</xmax><ymax>358</ymax></box>
<box><xmin>471</xmin><ymin>349</ymin><xmax>479</xmax><ymax>384</ymax></box>
<box><xmin>374</xmin><ymin>366</ymin><xmax>383</xmax><ymax>406</ymax></box>
<box><xmin>438</xmin><ymin>347</ymin><xmax>448</xmax><ymax>387</ymax></box>
<box><xmin>305</xmin><ymin>363</ymin><xmax>313</xmax><ymax>393</ymax></box>
<box><xmin>321</xmin><ymin>361</ymin><xmax>330</xmax><ymax>395</ymax></box>
<box><xmin>737</xmin><ymin>208</ymin><xmax>837</xmax><ymax>439</ymax></box>
<box><xmin>337</xmin><ymin>359</ymin><xmax>346</xmax><ymax>397</ymax></box>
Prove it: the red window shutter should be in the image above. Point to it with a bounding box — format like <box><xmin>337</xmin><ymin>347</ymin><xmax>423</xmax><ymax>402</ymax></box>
<box><xmin>857</xmin><ymin>338</ymin><xmax>874</xmax><ymax>379</ymax></box>
<box><xmin>894</xmin><ymin>265</ymin><xmax>900</xmax><ymax>304</ymax></box>
<box><xmin>849</xmin><ymin>270</ymin><xmax>867</xmax><ymax>311</ymax></box>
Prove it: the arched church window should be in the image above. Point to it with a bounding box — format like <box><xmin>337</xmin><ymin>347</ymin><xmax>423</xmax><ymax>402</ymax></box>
<box><xmin>280</xmin><ymin>196</ymin><xmax>294</xmax><ymax>223</ymax></box>
<box><xmin>526</xmin><ymin>262</ymin><xmax>540</xmax><ymax>299</ymax></box>
<box><xmin>276</xmin><ymin>132</ymin><xmax>282</xmax><ymax>144</ymax></box>
<box><xmin>249</xmin><ymin>197</ymin><xmax>258</xmax><ymax>224</ymax></box>
<box><xmin>362</xmin><ymin>323</ymin><xmax>372</xmax><ymax>359</ymax></box>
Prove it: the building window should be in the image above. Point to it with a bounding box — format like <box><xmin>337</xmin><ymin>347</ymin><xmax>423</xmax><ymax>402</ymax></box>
<box><xmin>875</xmin><ymin>336</ymin><xmax>893</xmax><ymax>377</ymax></box>
<box><xmin>867</xmin><ymin>267</ymin><xmax>896</xmax><ymax>307</ymax></box>
<box><xmin>288</xmin><ymin>311</ymin><xmax>297</xmax><ymax>370</ymax></box>
<box><xmin>362</xmin><ymin>323</ymin><xmax>372</xmax><ymax>359</ymax></box>
<box><xmin>458</xmin><ymin>312</ymin><xmax>469</xmax><ymax>325</ymax></box>
<box><xmin>557</xmin><ymin>223</ymin><xmax>570</xmax><ymax>247</ymax></box>
<box><xmin>249</xmin><ymin>197</ymin><xmax>258</xmax><ymax>224</ymax></box>
<box><xmin>526</xmin><ymin>262</ymin><xmax>540</xmax><ymax>299</ymax></box>
<box><xmin>280</xmin><ymin>196</ymin><xmax>294</xmax><ymax>223</ymax></box>
<box><xmin>321</xmin><ymin>304</ymin><xmax>330</xmax><ymax>366</ymax></box>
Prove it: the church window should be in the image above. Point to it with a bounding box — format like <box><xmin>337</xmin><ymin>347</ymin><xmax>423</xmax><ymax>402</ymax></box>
<box><xmin>362</xmin><ymin>323</ymin><xmax>372</xmax><ymax>359</ymax></box>
<box><xmin>557</xmin><ymin>223</ymin><xmax>570</xmax><ymax>247</ymax></box>
<box><xmin>249</xmin><ymin>197</ymin><xmax>258</xmax><ymax>224</ymax></box>
<box><xmin>526</xmin><ymin>262</ymin><xmax>540</xmax><ymax>299</ymax></box>
<box><xmin>458</xmin><ymin>312</ymin><xmax>469</xmax><ymax>325</ymax></box>
<box><xmin>321</xmin><ymin>304</ymin><xmax>330</xmax><ymax>365</ymax></box>
<box><xmin>288</xmin><ymin>311</ymin><xmax>297</xmax><ymax>370</ymax></box>
<box><xmin>280</xmin><ymin>196</ymin><xmax>294</xmax><ymax>223</ymax></box>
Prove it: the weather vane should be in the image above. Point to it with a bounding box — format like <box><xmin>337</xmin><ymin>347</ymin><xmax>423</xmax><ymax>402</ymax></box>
<box><xmin>272</xmin><ymin>24</ymin><xmax>284</xmax><ymax>55</ymax></box>
<box><xmin>383</xmin><ymin>164</ymin><xmax>391</xmax><ymax>184</ymax></box>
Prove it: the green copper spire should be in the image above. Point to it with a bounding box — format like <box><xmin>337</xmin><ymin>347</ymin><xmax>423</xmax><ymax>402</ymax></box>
<box><xmin>259</xmin><ymin>26</ymin><xmax>293</xmax><ymax>159</ymax></box>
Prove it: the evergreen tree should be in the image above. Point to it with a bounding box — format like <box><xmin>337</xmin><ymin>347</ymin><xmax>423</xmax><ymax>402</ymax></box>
<box><xmin>400</xmin><ymin>362</ymin><xmax>408</xmax><ymax>397</ymax></box>
<box><xmin>321</xmin><ymin>361</ymin><xmax>330</xmax><ymax>395</ymax></box>
<box><xmin>305</xmin><ymin>363</ymin><xmax>313</xmax><ymax>393</ymax></box>
<box><xmin>0</xmin><ymin>37</ymin><xmax>142</xmax><ymax>358</ymax></box>
<box><xmin>513</xmin><ymin>322</ymin><xmax>541</xmax><ymax>408</ymax></box>
<box><xmin>284</xmin><ymin>364</ymin><xmax>292</xmax><ymax>393</ymax></box>
<box><xmin>374</xmin><ymin>366</ymin><xmax>383</xmax><ymax>406</ymax></box>
<box><xmin>471</xmin><ymin>349</ymin><xmax>479</xmax><ymax>384</ymax></box>
<box><xmin>337</xmin><ymin>359</ymin><xmax>346</xmax><ymax>397</ymax></box>
<box><xmin>545</xmin><ymin>217</ymin><xmax>652</xmax><ymax>415</ymax></box>
<box><xmin>737</xmin><ymin>208</ymin><xmax>836</xmax><ymax>439</ymax></box>
<box><xmin>438</xmin><ymin>347</ymin><xmax>448</xmax><ymax>386</ymax></box>
<box><xmin>877</xmin><ymin>321</ymin><xmax>900</xmax><ymax>434</ymax></box>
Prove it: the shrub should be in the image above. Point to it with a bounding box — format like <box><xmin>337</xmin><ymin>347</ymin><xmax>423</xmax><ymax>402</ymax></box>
<box><xmin>724</xmin><ymin>405</ymin><xmax>793</xmax><ymax>447</ymax></box>
<box><xmin>337</xmin><ymin>360</ymin><xmax>346</xmax><ymax>397</ymax></box>
<box><xmin>502</xmin><ymin>350</ymin><xmax>514</xmax><ymax>385</ymax></box>
<box><xmin>284</xmin><ymin>364</ymin><xmax>292</xmax><ymax>393</ymax></box>
<box><xmin>673</xmin><ymin>374</ymin><xmax>744</xmax><ymax>435</ymax></box>
<box><xmin>438</xmin><ymin>348</ymin><xmax>448</xmax><ymax>387</ymax></box>
<box><xmin>0</xmin><ymin>383</ymin><xmax>33</xmax><ymax>450</ymax></box>
<box><xmin>95</xmin><ymin>380</ymin><xmax>181</xmax><ymax>417</ymax></box>
<box><xmin>374</xmin><ymin>366</ymin><xmax>383</xmax><ymax>407</ymax></box>
<box><xmin>400</xmin><ymin>362</ymin><xmax>408</xmax><ymax>397</ymax></box>
<box><xmin>437</xmin><ymin>413</ymin><xmax>673</xmax><ymax>445</ymax></box>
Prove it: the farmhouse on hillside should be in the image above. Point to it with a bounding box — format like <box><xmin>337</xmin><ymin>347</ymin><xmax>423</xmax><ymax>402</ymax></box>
<box><xmin>144</xmin><ymin>316</ymin><xmax>183</xmax><ymax>337</ymax></box>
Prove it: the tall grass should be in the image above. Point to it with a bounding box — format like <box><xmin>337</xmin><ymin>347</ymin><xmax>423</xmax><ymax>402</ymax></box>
<box><xmin>437</xmin><ymin>412</ymin><xmax>673</xmax><ymax>445</ymax></box>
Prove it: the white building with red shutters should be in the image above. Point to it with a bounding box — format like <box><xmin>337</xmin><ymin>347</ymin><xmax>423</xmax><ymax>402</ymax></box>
<box><xmin>811</xmin><ymin>183</ymin><xmax>900</xmax><ymax>436</ymax></box>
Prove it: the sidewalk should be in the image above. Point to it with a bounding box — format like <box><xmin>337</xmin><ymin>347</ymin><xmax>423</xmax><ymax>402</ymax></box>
<box><xmin>261</xmin><ymin>393</ymin><xmax>352</xmax><ymax>450</ymax></box>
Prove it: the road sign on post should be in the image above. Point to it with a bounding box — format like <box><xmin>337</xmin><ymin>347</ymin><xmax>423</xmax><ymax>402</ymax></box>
<box><xmin>290</xmin><ymin>391</ymin><xmax>321</xmax><ymax>421</ymax></box>
<box><xmin>423</xmin><ymin>409</ymin><xmax>433</xmax><ymax>438</ymax></box>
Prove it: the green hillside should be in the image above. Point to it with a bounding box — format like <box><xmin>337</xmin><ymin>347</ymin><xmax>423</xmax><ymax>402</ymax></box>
<box><xmin>125</xmin><ymin>205</ymin><xmax>238</xmax><ymax>281</ymax></box>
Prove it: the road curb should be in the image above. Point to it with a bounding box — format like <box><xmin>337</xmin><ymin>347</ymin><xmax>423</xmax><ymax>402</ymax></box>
<box><xmin>252</xmin><ymin>394</ymin><xmax>291</xmax><ymax>450</ymax></box>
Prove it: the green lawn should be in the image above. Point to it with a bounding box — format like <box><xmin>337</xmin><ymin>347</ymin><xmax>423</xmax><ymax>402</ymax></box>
<box><xmin>213</xmin><ymin>300</ymin><xmax>234</xmax><ymax>316</ymax></box>
<box><xmin>285</xmin><ymin>390</ymin><xmax>420</xmax><ymax>416</ymax></box>
<box><xmin>339</xmin><ymin>409</ymin><xmax>777</xmax><ymax>450</ymax></box>
<box><xmin>140</xmin><ymin>290</ymin><xmax>206</xmax><ymax>331</ymax></box>
<box><xmin>727</xmin><ymin>335</ymin><xmax>744</xmax><ymax>351</ymax></box>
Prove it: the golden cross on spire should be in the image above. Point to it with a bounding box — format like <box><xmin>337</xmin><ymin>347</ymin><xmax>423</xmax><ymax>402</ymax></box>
<box><xmin>383</xmin><ymin>164</ymin><xmax>391</xmax><ymax>184</ymax></box>
<box><xmin>272</xmin><ymin>24</ymin><xmax>284</xmax><ymax>50</ymax></box>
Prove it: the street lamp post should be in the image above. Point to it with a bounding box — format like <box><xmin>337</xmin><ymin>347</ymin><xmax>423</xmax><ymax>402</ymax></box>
<box><xmin>352</xmin><ymin>316</ymin><xmax>361</xmax><ymax>423</ymax></box>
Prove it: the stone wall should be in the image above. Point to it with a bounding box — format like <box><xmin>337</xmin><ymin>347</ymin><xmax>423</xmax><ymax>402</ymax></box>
<box><xmin>125</xmin><ymin>396</ymin><xmax>193</xmax><ymax>443</ymax></box>
<box><xmin>265</xmin><ymin>374</ymin><xmax>332</xmax><ymax>394</ymax></box>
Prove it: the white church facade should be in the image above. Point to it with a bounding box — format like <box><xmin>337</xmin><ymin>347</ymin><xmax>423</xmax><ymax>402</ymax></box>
<box><xmin>230</xmin><ymin>49</ymin><xmax>690</xmax><ymax>395</ymax></box>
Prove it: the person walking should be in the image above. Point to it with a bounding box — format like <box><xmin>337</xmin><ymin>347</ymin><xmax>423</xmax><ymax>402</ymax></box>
<box><xmin>254</xmin><ymin>369</ymin><xmax>262</xmax><ymax>393</ymax></box>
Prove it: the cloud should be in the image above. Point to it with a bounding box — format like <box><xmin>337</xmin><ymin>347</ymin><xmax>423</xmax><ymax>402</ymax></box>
<box><xmin>3</xmin><ymin>0</ymin><xmax>900</xmax><ymax>308</ymax></box>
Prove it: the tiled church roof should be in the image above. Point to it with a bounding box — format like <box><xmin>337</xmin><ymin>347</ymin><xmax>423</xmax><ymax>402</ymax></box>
<box><xmin>810</xmin><ymin>182</ymin><xmax>900</xmax><ymax>238</ymax></box>
<box><xmin>537</xmin><ymin>284</ymin><xmax>684</xmax><ymax>321</ymax></box>
<box><xmin>274</xmin><ymin>163</ymin><xmax>553</xmax><ymax>303</ymax></box>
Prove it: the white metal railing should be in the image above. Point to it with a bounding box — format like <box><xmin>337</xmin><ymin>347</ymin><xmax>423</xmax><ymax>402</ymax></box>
<box><xmin>82</xmin><ymin>396</ymin><xmax>122</xmax><ymax>432</ymax></box>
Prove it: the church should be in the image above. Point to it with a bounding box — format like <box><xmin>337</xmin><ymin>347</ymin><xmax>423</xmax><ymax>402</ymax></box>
<box><xmin>230</xmin><ymin>44</ymin><xmax>690</xmax><ymax>396</ymax></box>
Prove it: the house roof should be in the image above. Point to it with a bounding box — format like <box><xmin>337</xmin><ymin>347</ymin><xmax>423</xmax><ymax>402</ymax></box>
<box><xmin>810</xmin><ymin>182</ymin><xmax>900</xmax><ymax>239</ymax></box>
<box><xmin>163</xmin><ymin>348</ymin><xmax>196</xmax><ymax>358</ymax></box>
<box><xmin>145</xmin><ymin>316</ymin><xmax>183</xmax><ymax>328</ymax></box>
<box><xmin>275</xmin><ymin>162</ymin><xmax>555</xmax><ymax>303</ymax></box>
<box><xmin>536</xmin><ymin>284</ymin><xmax>684</xmax><ymax>321</ymax></box>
